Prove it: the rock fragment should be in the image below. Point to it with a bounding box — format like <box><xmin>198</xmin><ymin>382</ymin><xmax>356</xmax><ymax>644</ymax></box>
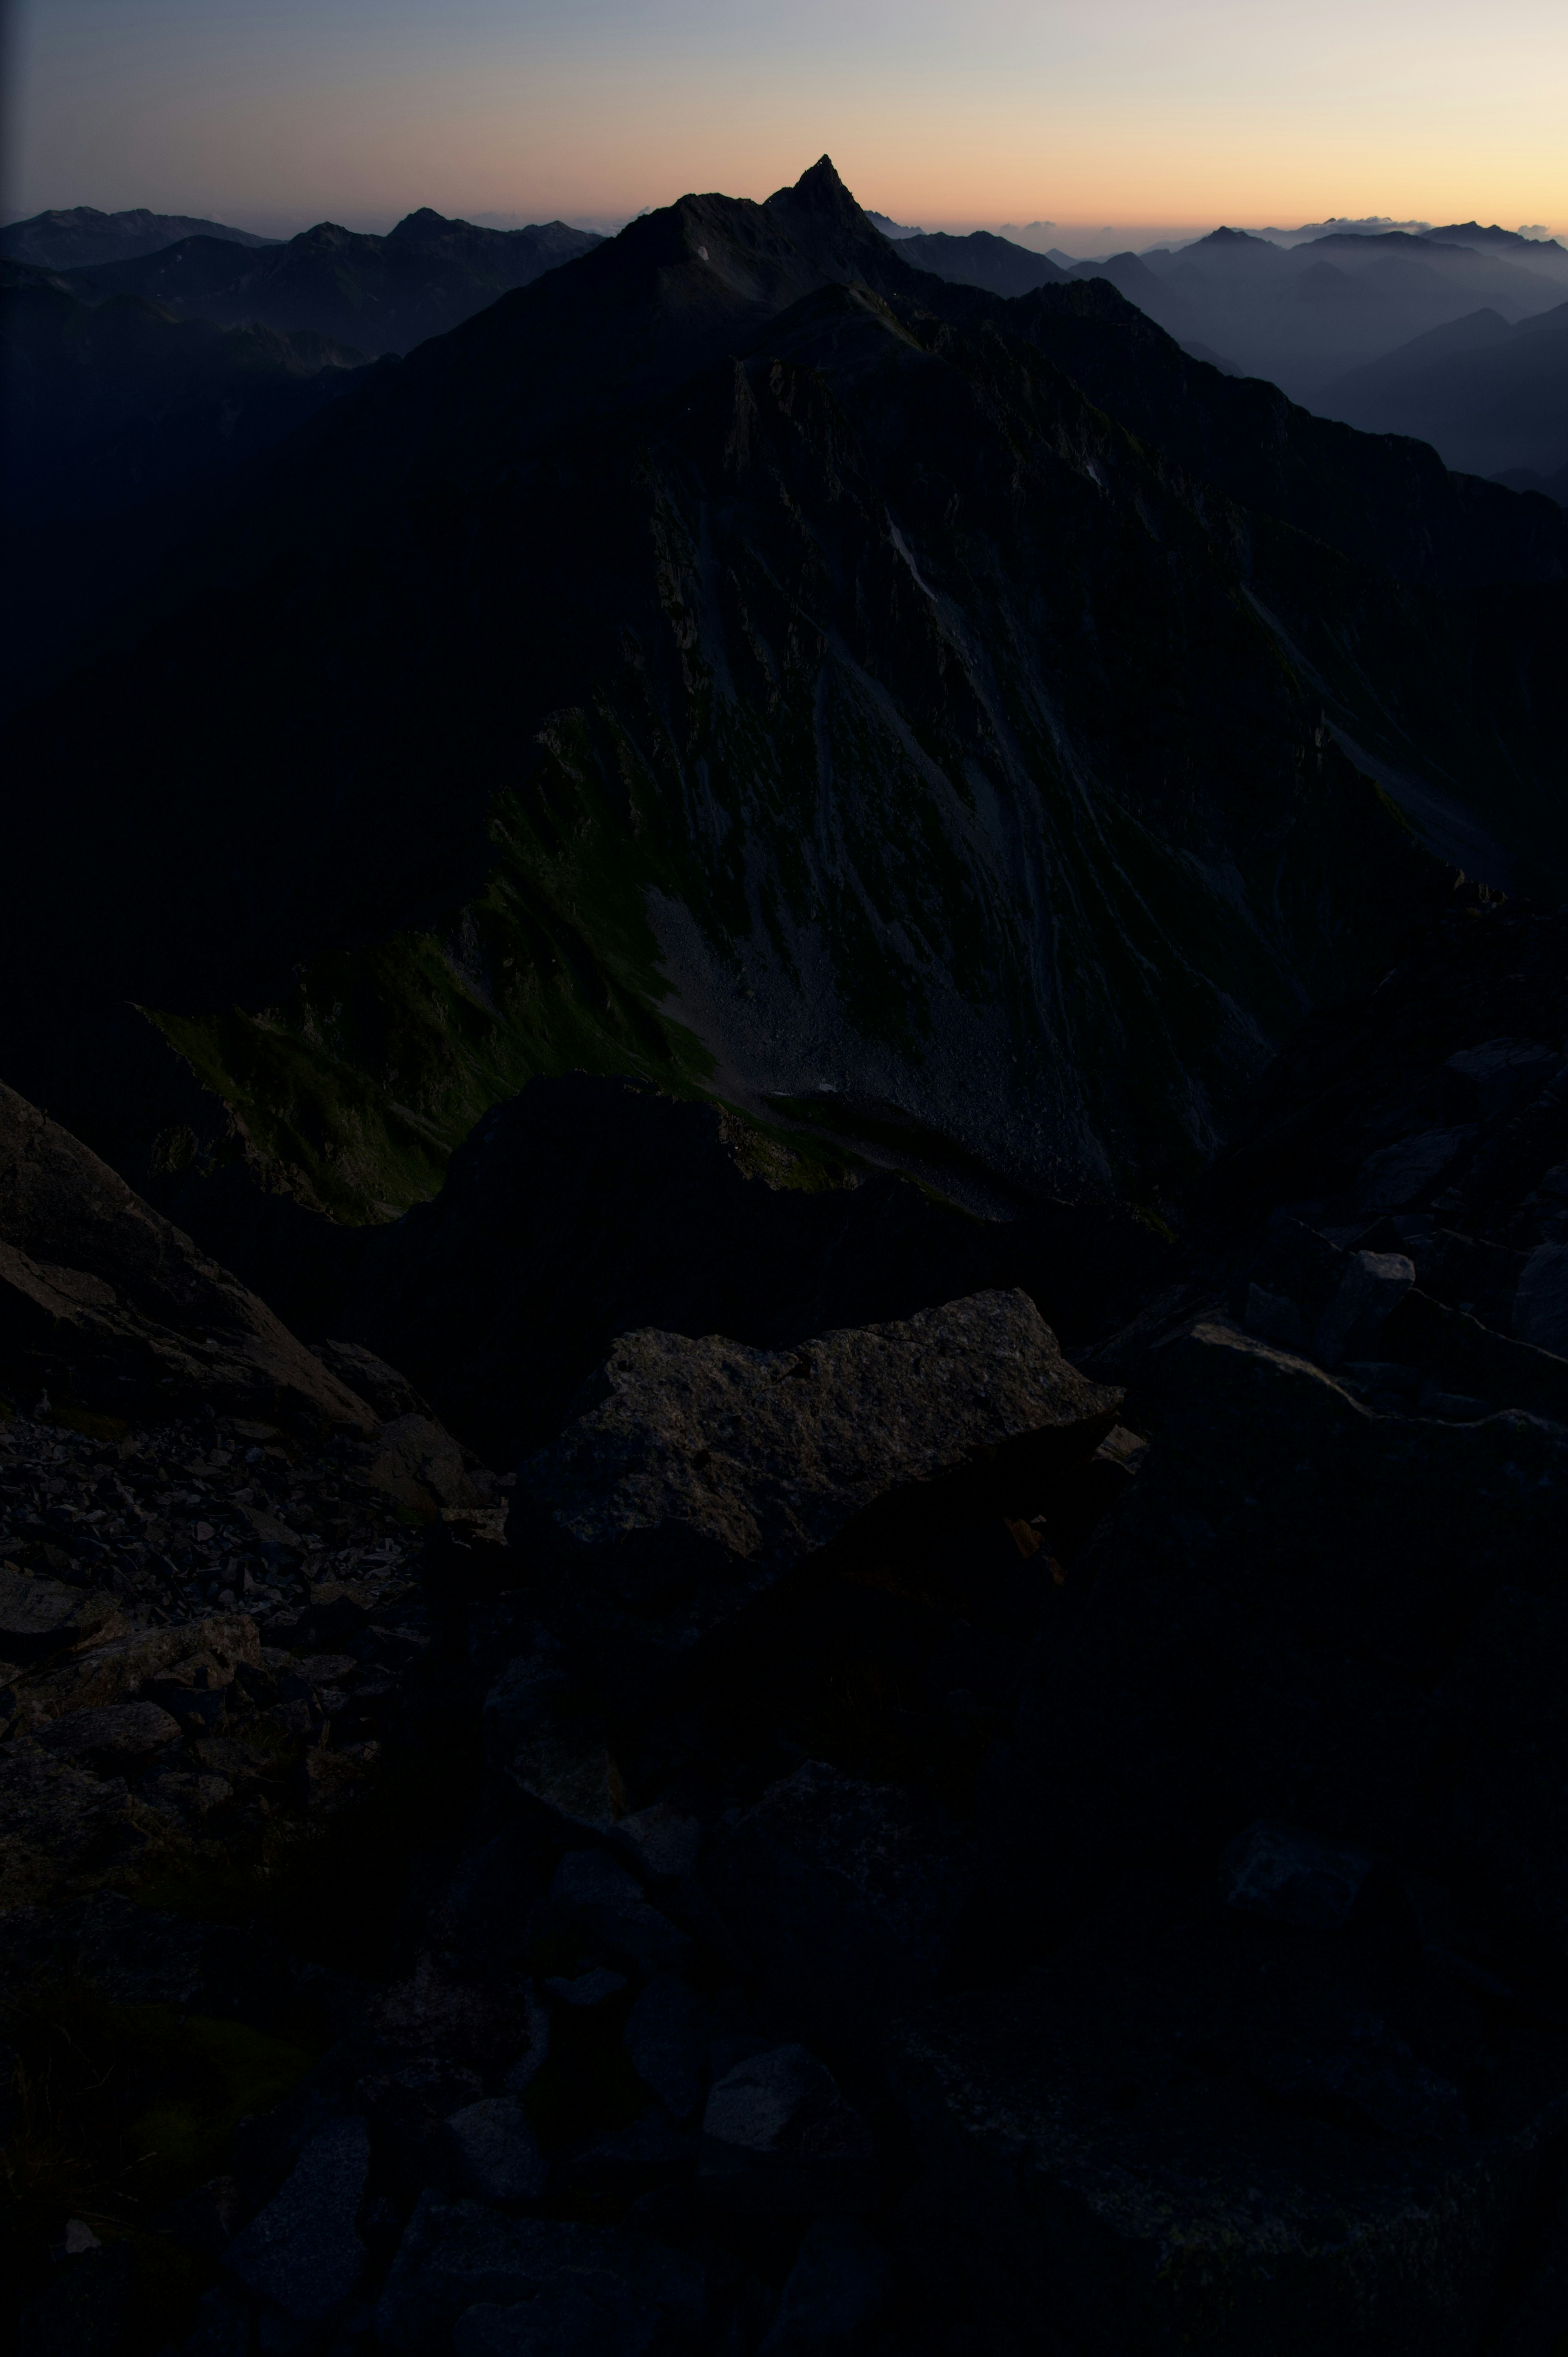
<box><xmin>1219</xmin><ymin>1822</ymin><xmax>1377</xmax><ymax>1929</ymax></box>
<box><xmin>699</xmin><ymin>2046</ymin><xmax>879</xmax><ymax>2214</ymax></box>
<box><xmin>444</xmin><ymin>2097</ymin><xmax>548</xmax><ymax>2204</ymax></box>
<box><xmin>514</xmin><ymin>1290</ymin><xmax>1120</xmax><ymax>1651</ymax></box>
<box><xmin>222</xmin><ymin>2114</ymin><xmax>370</xmax><ymax>2328</ymax></box>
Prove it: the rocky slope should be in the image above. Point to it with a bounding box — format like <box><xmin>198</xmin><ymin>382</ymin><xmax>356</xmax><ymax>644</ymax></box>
<box><xmin>8</xmin><ymin>887</ymin><xmax>1568</xmax><ymax>2353</ymax></box>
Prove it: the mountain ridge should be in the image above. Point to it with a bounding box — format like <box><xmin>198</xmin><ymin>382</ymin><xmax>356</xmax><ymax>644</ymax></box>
<box><xmin>55</xmin><ymin>208</ymin><xmax>603</xmax><ymax>355</ymax></box>
<box><xmin>4</xmin><ymin>157</ymin><xmax>1564</xmax><ymax>1253</ymax></box>
<box><xmin>0</xmin><ymin>202</ymin><xmax>278</xmax><ymax>270</ymax></box>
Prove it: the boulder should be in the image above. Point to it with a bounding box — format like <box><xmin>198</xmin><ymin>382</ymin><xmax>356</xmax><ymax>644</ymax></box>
<box><xmin>624</xmin><ymin>1975</ymin><xmax>708</xmax><ymax>2121</ymax></box>
<box><xmin>759</xmin><ymin>2217</ymin><xmax>893</xmax><ymax>2355</ymax></box>
<box><xmin>1219</xmin><ymin>1822</ymin><xmax>1377</xmax><ymax>1929</ymax></box>
<box><xmin>610</xmin><ymin>1800</ymin><xmax>704</xmax><ymax>1884</ymax></box>
<box><xmin>1311</xmin><ymin>1251</ymin><xmax>1414</xmax><ymax>1365</ymax></box>
<box><xmin>222</xmin><ymin>2113</ymin><xmax>370</xmax><ymax>2328</ymax></box>
<box><xmin>561</xmin><ymin>2109</ymin><xmax>696</xmax><ymax>2198</ymax></box>
<box><xmin>699</xmin><ymin>2046</ymin><xmax>879</xmax><ymax>2214</ymax></box>
<box><xmin>311</xmin><ymin>1336</ymin><xmax>432</xmax><ymax>1422</ymax></box>
<box><xmin>25</xmin><ymin>1610</ymin><xmax>261</xmax><ymax>1717</ymax></box>
<box><xmin>365</xmin><ymin>1413</ymin><xmax>481</xmax><ymax>1514</ymax></box>
<box><xmin>1443</xmin><ymin>1039</ymin><xmax>1560</xmax><ymax>1121</ymax></box>
<box><xmin>514</xmin><ymin>1291</ymin><xmax>1120</xmax><ymax>1655</ymax></box>
<box><xmin>376</xmin><ymin>2196</ymin><xmax>706</xmax><ymax>2353</ymax></box>
<box><xmin>369</xmin><ymin>1955</ymin><xmax>543</xmax><ymax>2077</ymax></box>
<box><xmin>357</xmin><ymin>2059</ymin><xmax>486</xmax><ymax>2201</ymax></box>
<box><xmin>1512</xmin><ymin>1242</ymin><xmax>1568</xmax><ymax>1358</ymax></box>
<box><xmin>0</xmin><ymin>1080</ymin><xmax>377</xmax><ymax>1431</ymax></box>
<box><xmin>141</xmin><ymin>1650</ymin><xmax>233</xmax><ymax>1732</ymax></box>
<box><xmin>452</xmin><ymin>2283</ymin><xmax>659</xmax><ymax>2356</ymax></box>
<box><xmin>545</xmin><ymin>1967</ymin><xmax>627</xmax><ymax>2008</ymax></box>
<box><xmin>549</xmin><ymin>1849</ymin><xmax>690</xmax><ymax>1975</ymax></box>
<box><xmin>36</xmin><ymin>1700</ymin><xmax>180</xmax><ymax>1767</ymax></box>
<box><xmin>444</xmin><ymin>2097</ymin><xmax>548</xmax><ymax>2204</ymax></box>
<box><xmin>0</xmin><ymin>1752</ymin><xmax>163</xmax><ymax>1911</ymax></box>
<box><xmin>0</xmin><ymin>1565</ymin><xmax>122</xmax><ymax>1664</ymax></box>
<box><xmin>1357</xmin><ymin>1126</ymin><xmax>1477</xmax><ymax>1211</ymax></box>
<box><xmin>482</xmin><ymin>1647</ymin><xmax>625</xmax><ymax>1835</ymax></box>
<box><xmin>696</xmin><ymin>1761</ymin><xmax>979</xmax><ymax>2053</ymax></box>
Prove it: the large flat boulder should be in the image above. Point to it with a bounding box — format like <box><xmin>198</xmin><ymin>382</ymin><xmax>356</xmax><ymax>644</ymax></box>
<box><xmin>0</xmin><ymin>1079</ymin><xmax>376</xmax><ymax>1431</ymax></box>
<box><xmin>514</xmin><ymin>1290</ymin><xmax>1120</xmax><ymax>1652</ymax></box>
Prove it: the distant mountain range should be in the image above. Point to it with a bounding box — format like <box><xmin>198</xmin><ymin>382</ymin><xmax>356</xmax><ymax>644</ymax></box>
<box><xmin>845</xmin><ymin>221</ymin><xmax>1568</xmax><ymax>486</ymax></box>
<box><xmin>1059</xmin><ymin>227</ymin><xmax>1568</xmax><ymax>405</ymax></box>
<box><xmin>0</xmin><ymin>204</ymin><xmax>278</xmax><ymax>270</ymax></box>
<box><xmin>49</xmin><ymin>207</ymin><xmax>603</xmax><ymax>357</ymax></box>
<box><xmin>896</xmin><ymin>231</ymin><xmax>1067</xmax><ymax>298</ymax></box>
<box><xmin>2</xmin><ymin>160</ymin><xmax>1564</xmax><ymax>1279</ymax></box>
<box><xmin>1315</xmin><ymin>301</ymin><xmax>1568</xmax><ymax>484</ymax></box>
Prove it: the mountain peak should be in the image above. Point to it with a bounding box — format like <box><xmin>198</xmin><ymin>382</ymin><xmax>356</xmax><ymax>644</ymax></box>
<box><xmin>773</xmin><ymin>154</ymin><xmax>859</xmax><ymax>219</ymax></box>
<box><xmin>388</xmin><ymin>207</ymin><xmax>453</xmax><ymax>242</ymax></box>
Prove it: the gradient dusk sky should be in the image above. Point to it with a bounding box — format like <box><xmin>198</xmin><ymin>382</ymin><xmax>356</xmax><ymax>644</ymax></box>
<box><xmin>5</xmin><ymin>0</ymin><xmax>1565</xmax><ymax>248</ymax></box>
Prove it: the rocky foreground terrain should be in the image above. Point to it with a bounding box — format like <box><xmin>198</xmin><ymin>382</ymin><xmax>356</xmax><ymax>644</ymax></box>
<box><xmin>5</xmin><ymin>892</ymin><xmax>1568</xmax><ymax>2356</ymax></box>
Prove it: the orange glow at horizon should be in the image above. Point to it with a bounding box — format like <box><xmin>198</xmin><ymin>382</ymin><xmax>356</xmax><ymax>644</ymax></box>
<box><xmin>6</xmin><ymin>0</ymin><xmax>1564</xmax><ymax>245</ymax></box>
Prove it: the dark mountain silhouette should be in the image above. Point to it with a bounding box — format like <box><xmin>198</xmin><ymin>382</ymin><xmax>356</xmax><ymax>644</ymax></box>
<box><xmin>60</xmin><ymin>209</ymin><xmax>604</xmax><ymax>355</ymax></box>
<box><xmin>3</xmin><ymin>158</ymin><xmax>1564</xmax><ymax>1261</ymax></box>
<box><xmin>1317</xmin><ymin>300</ymin><xmax>1568</xmax><ymax>480</ymax></box>
<box><xmin>896</xmin><ymin>230</ymin><xmax>1068</xmax><ymax>297</ymax></box>
<box><xmin>0</xmin><ymin>259</ymin><xmax>367</xmax><ymax>694</ymax></box>
<box><xmin>1065</xmin><ymin>250</ymin><xmax>1209</xmax><ymax>346</ymax></box>
<box><xmin>1495</xmin><ymin>457</ymin><xmax>1568</xmax><ymax>505</ymax></box>
<box><xmin>1424</xmin><ymin>221</ymin><xmax>1568</xmax><ymax>259</ymax></box>
<box><xmin>0</xmin><ymin>203</ymin><xmax>278</xmax><ymax>270</ymax></box>
<box><xmin>1</xmin><ymin>260</ymin><xmax>364</xmax><ymax>520</ymax></box>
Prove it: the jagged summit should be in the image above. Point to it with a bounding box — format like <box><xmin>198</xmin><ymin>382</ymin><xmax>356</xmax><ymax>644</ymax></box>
<box><xmin>387</xmin><ymin>206</ymin><xmax>452</xmax><ymax>241</ymax></box>
<box><xmin>770</xmin><ymin>154</ymin><xmax>857</xmax><ymax>214</ymax></box>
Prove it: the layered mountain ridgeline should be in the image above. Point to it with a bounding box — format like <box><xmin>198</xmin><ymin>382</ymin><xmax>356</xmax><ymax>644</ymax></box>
<box><xmin>1081</xmin><ymin>224</ymin><xmax>1568</xmax><ymax>404</ymax></box>
<box><xmin>56</xmin><ymin>208</ymin><xmax>604</xmax><ymax>357</ymax></box>
<box><xmin>6</xmin><ymin>160</ymin><xmax>1567</xmax><ymax>1272</ymax></box>
<box><xmin>0</xmin><ymin>204</ymin><xmax>279</xmax><ymax>270</ymax></box>
<box><xmin>1316</xmin><ymin>300</ymin><xmax>1568</xmax><ymax>485</ymax></box>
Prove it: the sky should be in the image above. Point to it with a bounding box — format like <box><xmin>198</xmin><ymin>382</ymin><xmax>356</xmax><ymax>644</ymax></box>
<box><xmin>4</xmin><ymin>0</ymin><xmax>1565</xmax><ymax>250</ymax></box>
